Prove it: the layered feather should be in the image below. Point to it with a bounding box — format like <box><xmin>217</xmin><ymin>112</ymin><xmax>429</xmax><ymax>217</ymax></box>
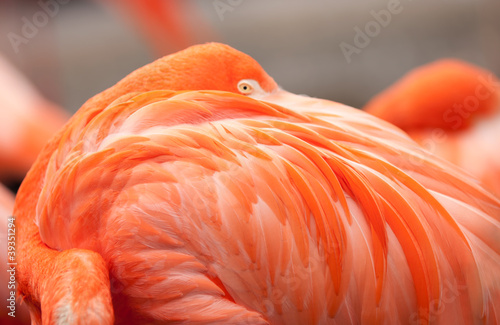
<box><xmin>29</xmin><ymin>90</ymin><xmax>500</xmax><ymax>324</ymax></box>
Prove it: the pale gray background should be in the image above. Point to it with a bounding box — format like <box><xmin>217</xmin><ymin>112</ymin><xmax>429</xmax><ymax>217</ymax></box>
<box><xmin>1</xmin><ymin>0</ymin><xmax>499</xmax><ymax>113</ymax></box>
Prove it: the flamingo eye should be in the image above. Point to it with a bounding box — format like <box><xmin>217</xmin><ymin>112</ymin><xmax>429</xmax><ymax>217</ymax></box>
<box><xmin>237</xmin><ymin>80</ymin><xmax>254</xmax><ymax>95</ymax></box>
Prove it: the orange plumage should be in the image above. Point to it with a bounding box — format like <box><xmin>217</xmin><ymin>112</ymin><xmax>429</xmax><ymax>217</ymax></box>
<box><xmin>365</xmin><ymin>59</ymin><xmax>500</xmax><ymax>197</ymax></box>
<box><xmin>15</xmin><ymin>44</ymin><xmax>500</xmax><ymax>324</ymax></box>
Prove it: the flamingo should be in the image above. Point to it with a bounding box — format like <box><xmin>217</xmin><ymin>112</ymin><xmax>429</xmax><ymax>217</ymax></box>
<box><xmin>15</xmin><ymin>43</ymin><xmax>500</xmax><ymax>324</ymax></box>
<box><xmin>0</xmin><ymin>54</ymin><xmax>68</xmax><ymax>186</ymax></box>
<box><xmin>364</xmin><ymin>59</ymin><xmax>500</xmax><ymax>197</ymax></box>
<box><xmin>102</xmin><ymin>0</ymin><xmax>211</xmax><ymax>55</ymax></box>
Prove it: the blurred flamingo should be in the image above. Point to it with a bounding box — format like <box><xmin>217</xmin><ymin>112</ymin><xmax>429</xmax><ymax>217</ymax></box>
<box><xmin>0</xmin><ymin>184</ymin><xmax>30</xmax><ymax>324</ymax></box>
<box><xmin>102</xmin><ymin>0</ymin><xmax>213</xmax><ymax>55</ymax></box>
<box><xmin>0</xmin><ymin>54</ymin><xmax>68</xmax><ymax>187</ymax></box>
<box><xmin>365</xmin><ymin>59</ymin><xmax>500</xmax><ymax>197</ymax></box>
<box><xmin>15</xmin><ymin>44</ymin><xmax>500</xmax><ymax>324</ymax></box>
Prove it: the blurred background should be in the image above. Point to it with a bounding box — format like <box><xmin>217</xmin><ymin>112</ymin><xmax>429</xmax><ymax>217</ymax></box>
<box><xmin>1</xmin><ymin>0</ymin><xmax>499</xmax><ymax>113</ymax></box>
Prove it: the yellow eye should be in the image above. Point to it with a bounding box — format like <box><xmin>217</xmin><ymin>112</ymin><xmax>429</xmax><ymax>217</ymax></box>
<box><xmin>237</xmin><ymin>80</ymin><xmax>254</xmax><ymax>95</ymax></box>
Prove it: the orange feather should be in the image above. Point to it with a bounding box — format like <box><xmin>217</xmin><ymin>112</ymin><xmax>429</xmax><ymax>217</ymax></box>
<box><xmin>15</xmin><ymin>44</ymin><xmax>500</xmax><ymax>324</ymax></box>
<box><xmin>365</xmin><ymin>59</ymin><xmax>500</xmax><ymax>197</ymax></box>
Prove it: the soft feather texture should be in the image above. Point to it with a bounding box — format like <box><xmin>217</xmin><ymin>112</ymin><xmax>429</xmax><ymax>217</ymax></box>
<box><xmin>81</xmin><ymin>43</ymin><xmax>277</xmax><ymax>114</ymax></box>
<box><xmin>364</xmin><ymin>59</ymin><xmax>500</xmax><ymax>197</ymax></box>
<box><xmin>364</xmin><ymin>59</ymin><xmax>499</xmax><ymax>131</ymax></box>
<box><xmin>15</xmin><ymin>44</ymin><xmax>500</xmax><ymax>324</ymax></box>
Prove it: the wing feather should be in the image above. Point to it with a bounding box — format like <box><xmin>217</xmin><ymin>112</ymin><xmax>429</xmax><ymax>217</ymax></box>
<box><xmin>33</xmin><ymin>90</ymin><xmax>500</xmax><ymax>324</ymax></box>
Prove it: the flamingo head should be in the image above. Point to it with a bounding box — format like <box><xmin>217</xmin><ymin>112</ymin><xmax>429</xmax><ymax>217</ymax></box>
<box><xmin>364</xmin><ymin>59</ymin><xmax>500</xmax><ymax>132</ymax></box>
<box><xmin>95</xmin><ymin>43</ymin><xmax>279</xmax><ymax>110</ymax></box>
